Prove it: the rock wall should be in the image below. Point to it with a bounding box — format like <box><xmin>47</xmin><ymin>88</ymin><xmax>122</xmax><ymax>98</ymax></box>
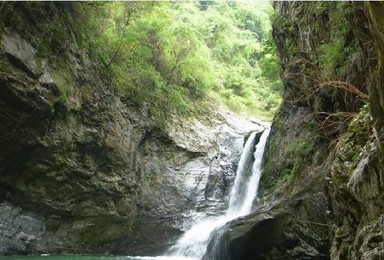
<box><xmin>0</xmin><ymin>2</ymin><xmax>266</xmax><ymax>256</ymax></box>
<box><xmin>328</xmin><ymin>3</ymin><xmax>384</xmax><ymax>259</ymax></box>
<box><xmin>3</xmin><ymin>2</ymin><xmax>382</xmax><ymax>259</ymax></box>
<box><xmin>206</xmin><ymin>2</ymin><xmax>384</xmax><ymax>259</ymax></box>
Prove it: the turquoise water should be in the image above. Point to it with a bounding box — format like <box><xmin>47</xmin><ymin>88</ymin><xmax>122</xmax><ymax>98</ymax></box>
<box><xmin>1</xmin><ymin>256</ymin><xmax>193</xmax><ymax>260</ymax></box>
<box><xmin>0</xmin><ymin>256</ymin><xmax>131</xmax><ymax>260</ymax></box>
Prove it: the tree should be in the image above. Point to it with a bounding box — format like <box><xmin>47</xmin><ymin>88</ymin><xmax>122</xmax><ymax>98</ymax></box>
<box><xmin>76</xmin><ymin>0</ymin><xmax>282</xmax><ymax>122</ymax></box>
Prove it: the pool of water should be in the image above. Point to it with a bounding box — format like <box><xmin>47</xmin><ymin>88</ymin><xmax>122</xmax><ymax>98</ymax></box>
<box><xmin>1</xmin><ymin>256</ymin><xmax>194</xmax><ymax>260</ymax></box>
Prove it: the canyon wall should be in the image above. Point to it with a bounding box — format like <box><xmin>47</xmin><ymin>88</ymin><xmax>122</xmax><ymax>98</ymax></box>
<box><xmin>0</xmin><ymin>3</ymin><xmax>265</xmax><ymax>255</ymax></box>
<box><xmin>208</xmin><ymin>2</ymin><xmax>384</xmax><ymax>259</ymax></box>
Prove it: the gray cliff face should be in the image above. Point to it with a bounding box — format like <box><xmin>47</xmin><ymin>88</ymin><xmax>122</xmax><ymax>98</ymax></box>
<box><xmin>205</xmin><ymin>2</ymin><xmax>384</xmax><ymax>260</ymax></box>
<box><xmin>3</xmin><ymin>2</ymin><xmax>383</xmax><ymax>259</ymax></box>
<box><xmin>327</xmin><ymin>3</ymin><xmax>384</xmax><ymax>259</ymax></box>
<box><xmin>0</xmin><ymin>3</ymin><xmax>266</xmax><ymax>256</ymax></box>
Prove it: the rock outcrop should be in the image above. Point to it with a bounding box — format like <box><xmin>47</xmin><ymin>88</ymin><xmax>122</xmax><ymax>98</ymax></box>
<box><xmin>0</xmin><ymin>2</ymin><xmax>266</xmax><ymax>256</ymax></box>
<box><xmin>3</xmin><ymin>2</ymin><xmax>383</xmax><ymax>259</ymax></box>
<box><xmin>327</xmin><ymin>3</ymin><xmax>384</xmax><ymax>259</ymax></box>
<box><xmin>205</xmin><ymin>2</ymin><xmax>384</xmax><ymax>259</ymax></box>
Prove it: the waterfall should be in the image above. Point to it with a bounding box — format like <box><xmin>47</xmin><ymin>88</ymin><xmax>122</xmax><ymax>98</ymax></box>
<box><xmin>167</xmin><ymin>128</ymin><xmax>270</xmax><ymax>260</ymax></box>
<box><xmin>228</xmin><ymin>127</ymin><xmax>270</xmax><ymax>217</ymax></box>
<box><xmin>226</xmin><ymin>131</ymin><xmax>258</xmax><ymax>215</ymax></box>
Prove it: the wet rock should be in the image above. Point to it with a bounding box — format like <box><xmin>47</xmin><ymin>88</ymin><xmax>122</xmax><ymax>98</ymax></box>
<box><xmin>2</xmin><ymin>31</ymin><xmax>37</xmax><ymax>77</ymax></box>
<box><xmin>0</xmin><ymin>4</ymin><xmax>266</xmax><ymax>256</ymax></box>
<box><xmin>215</xmin><ymin>2</ymin><xmax>383</xmax><ymax>259</ymax></box>
<box><xmin>0</xmin><ymin>202</ymin><xmax>44</xmax><ymax>255</ymax></box>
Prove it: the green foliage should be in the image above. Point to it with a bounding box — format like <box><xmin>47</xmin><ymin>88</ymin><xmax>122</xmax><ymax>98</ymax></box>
<box><xmin>269</xmin><ymin>136</ymin><xmax>312</xmax><ymax>189</ymax></box>
<box><xmin>260</xmin><ymin>115</ymin><xmax>326</xmax><ymax>194</ymax></box>
<box><xmin>273</xmin><ymin>167</ymin><xmax>296</xmax><ymax>188</ymax></box>
<box><xmin>73</xmin><ymin>1</ymin><xmax>282</xmax><ymax>124</ymax></box>
<box><xmin>317</xmin><ymin>2</ymin><xmax>359</xmax><ymax>78</ymax></box>
<box><xmin>318</xmin><ymin>39</ymin><xmax>343</xmax><ymax>76</ymax></box>
<box><xmin>331</xmin><ymin>105</ymin><xmax>372</xmax><ymax>183</ymax></box>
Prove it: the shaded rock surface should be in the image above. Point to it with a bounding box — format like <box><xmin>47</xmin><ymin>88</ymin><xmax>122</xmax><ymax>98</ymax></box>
<box><xmin>0</xmin><ymin>3</ymin><xmax>266</xmax><ymax>256</ymax></box>
<box><xmin>3</xmin><ymin>2</ymin><xmax>384</xmax><ymax>259</ymax></box>
<box><xmin>204</xmin><ymin>2</ymin><xmax>384</xmax><ymax>259</ymax></box>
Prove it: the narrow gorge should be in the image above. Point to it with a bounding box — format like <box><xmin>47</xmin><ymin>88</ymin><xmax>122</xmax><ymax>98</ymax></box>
<box><xmin>0</xmin><ymin>2</ymin><xmax>383</xmax><ymax>260</ymax></box>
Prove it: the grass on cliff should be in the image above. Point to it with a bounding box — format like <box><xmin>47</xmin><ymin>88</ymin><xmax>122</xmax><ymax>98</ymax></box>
<box><xmin>72</xmin><ymin>1</ymin><xmax>282</xmax><ymax>123</ymax></box>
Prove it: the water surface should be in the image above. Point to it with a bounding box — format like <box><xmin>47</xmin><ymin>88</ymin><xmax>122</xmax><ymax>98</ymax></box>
<box><xmin>2</xmin><ymin>256</ymin><xmax>193</xmax><ymax>260</ymax></box>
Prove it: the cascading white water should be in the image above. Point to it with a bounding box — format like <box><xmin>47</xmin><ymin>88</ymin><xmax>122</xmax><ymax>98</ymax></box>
<box><xmin>229</xmin><ymin>127</ymin><xmax>270</xmax><ymax>217</ymax></box>
<box><xmin>226</xmin><ymin>131</ymin><xmax>258</xmax><ymax>215</ymax></box>
<box><xmin>167</xmin><ymin>128</ymin><xmax>270</xmax><ymax>260</ymax></box>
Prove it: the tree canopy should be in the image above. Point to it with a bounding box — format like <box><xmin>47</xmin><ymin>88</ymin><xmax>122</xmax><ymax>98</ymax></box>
<box><xmin>75</xmin><ymin>1</ymin><xmax>282</xmax><ymax>123</ymax></box>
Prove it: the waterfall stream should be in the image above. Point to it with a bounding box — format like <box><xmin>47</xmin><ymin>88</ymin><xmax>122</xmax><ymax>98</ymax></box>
<box><xmin>167</xmin><ymin>128</ymin><xmax>270</xmax><ymax>260</ymax></box>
